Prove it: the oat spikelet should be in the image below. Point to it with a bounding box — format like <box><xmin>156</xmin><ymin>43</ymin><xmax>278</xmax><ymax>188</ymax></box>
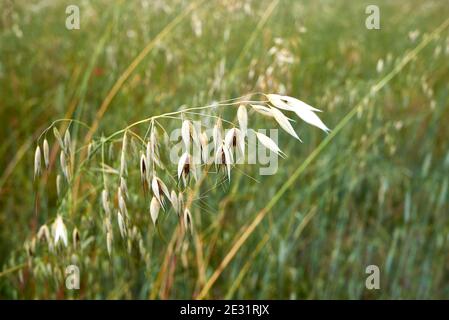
<box><xmin>215</xmin><ymin>144</ymin><xmax>232</xmax><ymax>181</ymax></box>
<box><xmin>293</xmin><ymin>106</ymin><xmax>330</xmax><ymax>133</ymax></box>
<box><xmin>269</xmin><ymin>106</ymin><xmax>301</xmax><ymax>141</ymax></box>
<box><xmin>117</xmin><ymin>211</ymin><xmax>126</xmax><ymax>238</ymax></box>
<box><xmin>120</xmin><ymin>177</ymin><xmax>129</xmax><ymax>199</ymax></box>
<box><xmin>53</xmin><ymin>127</ymin><xmax>64</xmax><ymax>150</ymax></box>
<box><xmin>34</xmin><ymin>145</ymin><xmax>41</xmax><ymax>180</ymax></box>
<box><xmin>178</xmin><ymin>152</ymin><xmax>197</xmax><ymax>184</ymax></box>
<box><xmin>237</xmin><ymin>105</ymin><xmax>248</xmax><ymax>136</ymax></box>
<box><xmin>104</xmin><ymin>216</ymin><xmax>113</xmax><ymax>235</ymax></box>
<box><xmin>158</xmin><ymin>178</ymin><xmax>170</xmax><ymax>200</ymax></box>
<box><xmin>118</xmin><ymin>187</ymin><xmax>128</xmax><ymax>218</ymax></box>
<box><xmin>170</xmin><ymin>190</ymin><xmax>179</xmax><ymax>215</ymax></box>
<box><xmin>278</xmin><ymin>94</ymin><xmax>330</xmax><ymax>132</ymax></box>
<box><xmin>140</xmin><ymin>153</ymin><xmax>148</xmax><ymax>188</ymax></box>
<box><xmin>181</xmin><ymin>120</ymin><xmax>200</xmax><ymax>151</ymax></box>
<box><xmin>60</xmin><ymin>151</ymin><xmax>70</xmax><ymax>182</ymax></box>
<box><xmin>255</xmin><ymin>131</ymin><xmax>286</xmax><ymax>158</ymax></box>
<box><xmin>149</xmin><ymin>129</ymin><xmax>162</xmax><ymax>168</ymax></box>
<box><xmin>150</xmin><ymin>196</ymin><xmax>160</xmax><ymax>225</ymax></box>
<box><xmin>72</xmin><ymin>228</ymin><xmax>80</xmax><ymax>249</ymax></box>
<box><xmin>52</xmin><ymin>215</ymin><xmax>68</xmax><ymax>247</ymax></box>
<box><xmin>191</xmin><ymin>121</ymin><xmax>201</xmax><ymax>148</ymax></box>
<box><xmin>101</xmin><ymin>189</ymin><xmax>111</xmax><ymax>215</ymax></box>
<box><xmin>151</xmin><ymin>176</ymin><xmax>170</xmax><ymax>208</ymax></box>
<box><xmin>182</xmin><ymin>120</ymin><xmax>190</xmax><ymax>151</ymax></box>
<box><xmin>178</xmin><ymin>192</ymin><xmax>184</xmax><ymax>215</ymax></box>
<box><xmin>37</xmin><ymin>225</ymin><xmax>50</xmax><ymax>243</ymax></box>
<box><xmin>267</xmin><ymin>93</ymin><xmax>292</xmax><ymax>111</ymax></box>
<box><xmin>267</xmin><ymin>94</ymin><xmax>330</xmax><ymax>133</ymax></box>
<box><xmin>178</xmin><ymin>152</ymin><xmax>189</xmax><ymax>180</ymax></box>
<box><xmin>25</xmin><ymin>240</ymin><xmax>35</xmax><ymax>257</ymax></box>
<box><xmin>64</xmin><ymin>130</ymin><xmax>72</xmax><ymax>156</ymax></box>
<box><xmin>120</xmin><ymin>133</ymin><xmax>128</xmax><ymax>177</ymax></box>
<box><xmin>106</xmin><ymin>232</ymin><xmax>112</xmax><ymax>256</ymax></box>
<box><xmin>145</xmin><ymin>141</ymin><xmax>152</xmax><ymax>171</ymax></box>
<box><xmin>183</xmin><ymin>208</ymin><xmax>193</xmax><ymax>234</ymax></box>
<box><xmin>275</xmin><ymin>94</ymin><xmax>322</xmax><ymax>112</ymax></box>
<box><xmin>250</xmin><ymin>104</ymin><xmax>274</xmax><ymax>117</ymax></box>
<box><xmin>43</xmin><ymin>139</ymin><xmax>50</xmax><ymax>170</ymax></box>
<box><xmin>224</xmin><ymin>128</ymin><xmax>245</xmax><ymax>156</ymax></box>
<box><xmin>212</xmin><ymin>117</ymin><xmax>223</xmax><ymax>152</ymax></box>
<box><xmin>200</xmin><ymin>131</ymin><xmax>209</xmax><ymax>163</ymax></box>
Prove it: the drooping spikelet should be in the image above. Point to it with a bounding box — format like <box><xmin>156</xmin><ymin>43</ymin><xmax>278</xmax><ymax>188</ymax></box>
<box><xmin>181</xmin><ymin>119</ymin><xmax>200</xmax><ymax>152</ymax></box>
<box><xmin>215</xmin><ymin>144</ymin><xmax>232</xmax><ymax>181</ymax></box>
<box><xmin>183</xmin><ymin>208</ymin><xmax>193</xmax><ymax>234</ymax></box>
<box><xmin>72</xmin><ymin>228</ymin><xmax>80</xmax><ymax>249</ymax></box>
<box><xmin>212</xmin><ymin>117</ymin><xmax>223</xmax><ymax>152</ymax></box>
<box><xmin>43</xmin><ymin>138</ymin><xmax>50</xmax><ymax>170</ymax></box>
<box><xmin>151</xmin><ymin>176</ymin><xmax>170</xmax><ymax>208</ymax></box>
<box><xmin>60</xmin><ymin>151</ymin><xmax>70</xmax><ymax>182</ymax></box>
<box><xmin>224</xmin><ymin>128</ymin><xmax>245</xmax><ymax>158</ymax></box>
<box><xmin>140</xmin><ymin>153</ymin><xmax>147</xmax><ymax>187</ymax></box>
<box><xmin>199</xmin><ymin>131</ymin><xmax>209</xmax><ymax>163</ymax></box>
<box><xmin>64</xmin><ymin>130</ymin><xmax>72</xmax><ymax>156</ymax></box>
<box><xmin>120</xmin><ymin>177</ymin><xmax>128</xmax><ymax>199</ymax></box>
<box><xmin>267</xmin><ymin>93</ymin><xmax>330</xmax><ymax>133</ymax></box>
<box><xmin>120</xmin><ymin>132</ymin><xmax>128</xmax><ymax>177</ymax></box>
<box><xmin>117</xmin><ymin>211</ymin><xmax>126</xmax><ymax>238</ymax></box>
<box><xmin>118</xmin><ymin>187</ymin><xmax>128</xmax><ymax>218</ymax></box>
<box><xmin>150</xmin><ymin>196</ymin><xmax>160</xmax><ymax>225</ymax></box>
<box><xmin>255</xmin><ymin>131</ymin><xmax>286</xmax><ymax>158</ymax></box>
<box><xmin>237</xmin><ymin>104</ymin><xmax>248</xmax><ymax>137</ymax></box>
<box><xmin>52</xmin><ymin>215</ymin><xmax>68</xmax><ymax>247</ymax></box>
<box><xmin>178</xmin><ymin>152</ymin><xmax>197</xmax><ymax>185</ymax></box>
<box><xmin>53</xmin><ymin>127</ymin><xmax>64</xmax><ymax>150</ymax></box>
<box><xmin>251</xmin><ymin>104</ymin><xmax>274</xmax><ymax>117</ymax></box>
<box><xmin>34</xmin><ymin>145</ymin><xmax>41</xmax><ymax>180</ymax></box>
<box><xmin>269</xmin><ymin>106</ymin><xmax>301</xmax><ymax>141</ymax></box>
<box><xmin>37</xmin><ymin>224</ymin><xmax>50</xmax><ymax>243</ymax></box>
<box><xmin>106</xmin><ymin>232</ymin><xmax>112</xmax><ymax>256</ymax></box>
<box><xmin>170</xmin><ymin>190</ymin><xmax>179</xmax><ymax>215</ymax></box>
<box><xmin>178</xmin><ymin>192</ymin><xmax>184</xmax><ymax>216</ymax></box>
<box><xmin>101</xmin><ymin>189</ymin><xmax>111</xmax><ymax>215</ymax></box>
<box><xmin>148</xmin><ymin>129</ymin><xmax>162</xmax><ymax>168</ymax></box>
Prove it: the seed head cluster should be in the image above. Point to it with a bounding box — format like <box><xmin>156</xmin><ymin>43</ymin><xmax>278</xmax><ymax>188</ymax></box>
<box><xmin>31</xmin><ymin>93</ymin><xmax>329</xmax><ymax>257</ymax></box>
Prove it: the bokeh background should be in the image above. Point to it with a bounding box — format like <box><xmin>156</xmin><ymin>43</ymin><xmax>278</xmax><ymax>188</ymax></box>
<box><xmin>1</xmin><ymin>0</ymin><xmax>449</xmax><ymax>299</ymax></box>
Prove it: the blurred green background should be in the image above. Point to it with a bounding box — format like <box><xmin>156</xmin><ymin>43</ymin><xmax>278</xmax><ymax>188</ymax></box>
<box><xmin>1</xmin><ymin>0</ymin><xmax>449</xmax><ymax>299</ymax></box>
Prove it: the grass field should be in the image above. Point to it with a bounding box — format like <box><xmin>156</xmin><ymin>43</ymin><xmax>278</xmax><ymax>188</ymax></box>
<box><xmin>1</xmin><ymin>0</ymin><xmax>449</xmax><ymax>299</ymax></box>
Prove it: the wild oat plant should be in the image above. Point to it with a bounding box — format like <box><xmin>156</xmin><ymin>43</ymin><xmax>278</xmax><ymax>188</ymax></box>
<box><xmin>29</xmin><ymin>93</ymin><xmax>328</xmax><ymax>289</ymax></box>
